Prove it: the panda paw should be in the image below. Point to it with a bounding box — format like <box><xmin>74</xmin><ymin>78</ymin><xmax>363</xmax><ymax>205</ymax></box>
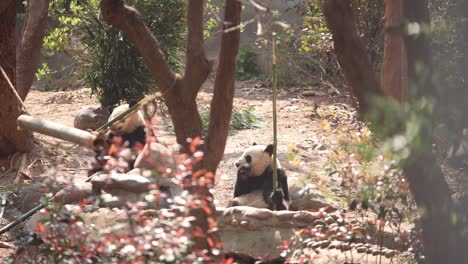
<box><xmin>270</xmin><ymin>191</ymin><xmax>289</xmax><ymax>211</ymax></box>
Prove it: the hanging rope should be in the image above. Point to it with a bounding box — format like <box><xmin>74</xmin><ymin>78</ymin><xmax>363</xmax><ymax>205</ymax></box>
<box><xmin>0</xmin><ymin>65</ymin><xmax>29</xmax><ymax>115</ymax></box>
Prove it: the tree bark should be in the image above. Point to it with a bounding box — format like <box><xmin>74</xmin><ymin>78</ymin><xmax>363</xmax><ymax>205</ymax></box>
<box><xmin>184</xmin><ymin>0</ymin><xmax>213</xmax><ymax>98</ymax></box>
<box><xmin>324</xmin><ymin>0</ymin><xmax>468</xmax><ymax>262</ymax></box>
<box><xmin>16</xmin><ymin>0</ymin><xmax>49</xmax><ymax>100</ymax></box>
<box><xmin>0</xmin><ymin>0</ymin><xmax>33</xmax><ymax>156</ymax></box>
<box><xmin>402</xmin><ymin>0</ymin><xmax>468</xmax><ymax>262</ymax></box>
<box><xmin>100</xmin><ymin>0</ymin><xmax>204</xmax><ymax>152</ymax></box>
<box><xmin>323</xmin><ymin>0</ymin><xmax>381</xmax><ymax>119</ymax></box>
<box><xmin>203</xmin><ymin>0</ymin><xmax>241</xmax><ymax>173</ymax></box>
<box><xmin>100</xmin><ymin>0</ymin><xmax>243</xmax><ymax>256</ymax></box>
<box><xmin>380</xmin><ymin>0</ymin><xmax>407</xmax><ymax>101</ymax></box>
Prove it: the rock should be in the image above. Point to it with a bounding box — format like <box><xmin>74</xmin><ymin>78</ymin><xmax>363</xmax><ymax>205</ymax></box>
<box><xmin>296</xmin><ymin>141</ymin><xmax>313</xmax><ymax>150</ymax></box>
<box><xmin>356</xmin><ymin>246</ymin><xmax>368</xmax><ymax>253</ymax></box>
<box><xmin>54</xmin><ymin>182</ymin><xmax>94</xmax><ymax>205</ymax></box>
<box><xmin>91</xmin><ymin>173</ymin><xmax>150</xmax><ymax>193</ymax></box>
<box><xmin>320</xmin><ymin>240</ymin><xmax>330</xmax><ymax>248</ymax></box>
<box><xmin>311</xmin><ymin>242</ymin><xmax>321</xmax><ymax>249</ymax></box>
<box><xmin>289</xmin><ymin>178</ymin><xmax>339</xmax><ymax>211</ymax></box>
<box><xmin>240</xmin><ymin>220</ymin><xmax>249</xmax><ymax>228</ymax></box>
<box><xmin>313</xmin><ymin>219</ymin><xmax>326</xmax><ymax>226</ymax></box>
<box><xmin>384</xmin><ymin>249</ymin><xmax>395</xmax><ymax>258</ymax></box>
<box><xmin>21</xmin><ymin>184</ymin><xmax>47</xmax><ymax>213</ymax></box>
<box><xmin>134</xmin><ymin>142</ymin><xmax>174</xmax><ymax>172</ymax></box>
<box><xmin>78</xmin><ymin>208</ymin><xmax>131</xmax><ymax>239</ymax></box>
<box><xmin>328</xmin><ymin>240</ymin><xmax>340</xmax><ymax>249</ymax></box>
<box><xmin>275</xmin><ymin>210</ymin><xmax>295</xmax><ymax>221</ymax></box>
<box><xmin>302</xmin><ymin>90</ymin><xmax>327</xmax><ymax>97</ymax></box>
<box><xmin>21</xmin><ymin>184</ymin><xmax>61</xmax><ymax>213</ymax></box>
<box><xmin>74</xmin><ymin>106</ymin><xmax>110</xmax><ymax>131</ymax></box>
<box><xmin>294</xmin><ymin>211</ymin><xmax>319</xmax><ymax>222</ymax></box>
<box><xmin>244</xmin><ymin>207</ymin><xmax>273</xmax><ymax>220</ymax></box>
<box><xmin>325</xmin><ymin>216</ymin><xmax>335</xmax><ymax>225</ymax></box>
<box><xmin>99</xmin><ymin>191</ymin><xmax>140</xmax><ymax>208</ymax></box>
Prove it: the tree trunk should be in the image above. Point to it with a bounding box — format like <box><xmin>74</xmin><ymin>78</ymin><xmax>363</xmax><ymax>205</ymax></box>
<box><xmin>100</xmin><ymin>0</ymin><xmax>204</xmax><ymax>153</ymax></box>
<box><xmin>16</xmin><ymin>0</ymin><xmax>49</xmax><ymax>100</ymax></box>
<box><xmin>203</xmin><ymin>0</ymin><xmax>241</xmax><ymax>173</ymax></box>
<box><xmin>380</xmin><ymin>0</ymin><xmax>407</xmax><ymax>101</ymax></box>
<box><xmin>100</xmin><ymin>0</ymin><xmax>242</xmax><ymax>256</ymax></box>
<box><xmin>322</xmin><ymin>0</ymin><xmax>381</xmax><ymax>119</ymax></box>
<box><xmin>402</xmin><ymin>0</ymin><xmax>468</xmax><ymax>262</ymax></box>
<box><xmin>0</xmin><ymin>0</ymin><xmax>33</xmax><ymax>156</ymax></box>
<box><xmin>324</xmin><ymin>0</ymin><xmax>468</xmax><ymax>262</ymax></box>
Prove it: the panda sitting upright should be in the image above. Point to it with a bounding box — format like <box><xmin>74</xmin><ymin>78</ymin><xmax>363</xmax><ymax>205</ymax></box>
<box><xmin>229</xmin><ymin>143</ymin><xmax>290</xmax><ymax>211</ymax></box>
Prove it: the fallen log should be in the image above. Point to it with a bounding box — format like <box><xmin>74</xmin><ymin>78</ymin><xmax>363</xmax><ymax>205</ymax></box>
<box><xmin>17</xmin><ymin>115</ymin><xmax>96</xmax><ymax>149</ymax></box>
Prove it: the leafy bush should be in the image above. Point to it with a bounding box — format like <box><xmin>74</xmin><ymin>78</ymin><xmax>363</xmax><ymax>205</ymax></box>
<box><xmin>15</xmin><ymin>137</ymin><xmax>219</xmax><ymax>263</ymax></box>
<box><xmin>256</xmin><ymin>1</ymin><xmax>339</xmax><ymax>87</ymax></box>
<box><xmin>78</xmin><ymin>0</ymin><xmax>186</xmax><ymax>106</ymax></box>
<box><xmin>236</xmin><ymin>48</ymin><xmax>260</xmax><ymax>80</ymax></box>
<box><xmin>165</xmin><ymin>106</ymin><xmax>261</xmax><ymax>135</ymax></box>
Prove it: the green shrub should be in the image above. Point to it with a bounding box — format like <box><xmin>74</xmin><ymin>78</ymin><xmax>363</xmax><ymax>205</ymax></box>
<box><xmin>236</xmin><ymin>48</ymin><xmax>260</xmax><ymax>80</ymax></box>
<box><xmin>79</xmin><ymin>0</ymin><xmax>186</xmax><ymax>106</ymax></box>
<box><xmin>165</xmin><ymin>106</ymin><xmax>261</xmax><ymax>135</ymax></box>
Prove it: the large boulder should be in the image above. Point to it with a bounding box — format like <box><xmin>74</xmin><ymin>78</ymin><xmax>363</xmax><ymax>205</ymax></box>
<box><xmin>288</xmin><ymin>178</ymin><xmax>340</xmax><ymax>211</ymax></box>
<box><xmin>73</xmin><ymin>106</ymin><xmax>110</xmax><ymax>131</ymax></box>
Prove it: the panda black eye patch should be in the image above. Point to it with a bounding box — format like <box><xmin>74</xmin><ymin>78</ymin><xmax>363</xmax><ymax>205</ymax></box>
<box><xmin>245</xmin><ymin>155</ymin><xmax>252</xmax><ymax>163</ymax></box>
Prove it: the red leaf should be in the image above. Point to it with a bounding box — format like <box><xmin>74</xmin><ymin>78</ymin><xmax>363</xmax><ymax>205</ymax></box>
<box><xmin>207</xmin><ymin>237</ymin><xmax>215</xmax><ymax>247</ymax></box>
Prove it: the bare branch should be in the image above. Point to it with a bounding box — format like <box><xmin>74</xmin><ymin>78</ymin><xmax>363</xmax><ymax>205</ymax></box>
<box><xmin>183</xmin><ymin>0</ymin><xmax>213</xmax><ymax>98</ymax></box>
<box><xmin>100</xmin><ymin>0</ymin><xmax>178</xmax><ymax>93</ymax></box>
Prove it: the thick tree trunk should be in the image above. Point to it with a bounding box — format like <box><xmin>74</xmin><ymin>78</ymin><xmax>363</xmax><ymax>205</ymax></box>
<box><xmin>100</xmin><ymin>0</ymin><xmax>242</xmax><ymax>256</ymax></box>
<box><xmin>203</xmin><ymin>0</ymin><xmax>241</xmax><ymax>173</ymax></box>
<box><xmin>100</xmin><ymin>0</ymin><xmax>204</xmax><ymax>152</ymax></box>
<box><xmin>0</xmin><ymin>0</ymin><xmax>33</xmax><ymax>156</ymax></box>
<box><xmin>324</xmin><ymin>0</ymin><xmax>468</xmax><ymax>262</ymax></box>
<box><xmin>100</xmin><ymin>0</ymin><xmax>241</xmax><ymax>174</ymax></box>
<box><xmin>380</xmin><ymin>0</ymin><xmax>407</xmax><ymax>101</ymax></box>
<box><xmin>402</xmin><ymin>0</ymin><xmax>468</xmax><ymax>262</ymax></box>
<box><xmin>322</xmin><ymin>0</ymin><xmax>381</xmax><ymax>118</ymax></box>
<box><xmin>16</xmin><ymin>0</ymin><xmax>49</xmax><ymax>100</ymax></box>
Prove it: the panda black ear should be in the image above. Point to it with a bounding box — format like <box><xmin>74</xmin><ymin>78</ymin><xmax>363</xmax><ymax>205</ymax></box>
<box><xmin>264</xmin><ymin>144</ymin><xmax>274</xmax><ymax>156</ymax></box>
<box><xmin>252</xmin><ymin>142</ymin><xmax>257</xmax><ymax>146</ymax></box>
<box><xmin>128</xmin><ymin>99</ymin><xmax>138</xmax><ymax>108</ymax></box>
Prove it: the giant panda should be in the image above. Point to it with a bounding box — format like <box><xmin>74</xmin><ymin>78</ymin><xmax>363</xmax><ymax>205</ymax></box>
<box><xmin>90</xmin><ymin>100</ymin><xmax>147</xmax><ymax>174</ymax></box>
<box><xmin>107</xmin><ymin>100</ymin><xmax>147</xmax><ymax>149</ymax></box>
<box><xmin>229</xmin><ymin>143</ymin><xmax>290</xmax><ymax>211</ymax></box>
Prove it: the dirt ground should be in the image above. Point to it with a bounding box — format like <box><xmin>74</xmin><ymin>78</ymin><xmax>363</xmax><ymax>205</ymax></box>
<box><xmin>0</xmin><ymin>79</ymin><xmax>359</xmax><ymax>260</ymax></box>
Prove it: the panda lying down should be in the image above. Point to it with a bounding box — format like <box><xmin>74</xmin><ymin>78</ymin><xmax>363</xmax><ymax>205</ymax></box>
<box><xmin>229</xmin><ymin>143</ymin><xmax>291</xmax><ymax>211</ymax></box>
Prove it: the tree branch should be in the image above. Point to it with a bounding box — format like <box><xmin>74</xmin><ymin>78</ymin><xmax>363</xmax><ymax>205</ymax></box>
<box><xmin>100</xmin><ymin>0</ymin><xmax>178</xmax><ymax>92</ymax></box>
<box><xmin>380</xmin><ymin>0</ymin><xmax>407</xmax><ymax>101</ymax></box>
<box><xmin>204</xmin><ymin>0</ymin><xmax>242</xmax><ymax>173</ymax></box>
<box><xmin>402</xmin><ymin>0</ymin><xmax>468</xmax><ymax>261</ymax></box>
<box><xmin>183</xmin><ymin>0</ymin><xmax>213</xmax><ymax>98</ymax></box>
<box><xmin>16</xmin><ymin>0</ymin><xmax>49</xmax><ymax>100</ymax></box>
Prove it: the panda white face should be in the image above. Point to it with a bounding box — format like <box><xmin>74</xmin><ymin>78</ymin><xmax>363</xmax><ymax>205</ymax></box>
<box><xmin>108</xmin><ymin>104</ymin><xmax>145</xmax><ymax>135</ymax></box>
<box><xmin>235</xmin><ymin>144</ymin><xmax>275</xmax><ymax>177</ymax></box>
